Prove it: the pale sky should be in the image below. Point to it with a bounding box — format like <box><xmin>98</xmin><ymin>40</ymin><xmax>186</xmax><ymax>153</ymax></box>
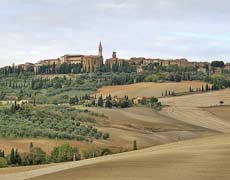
<box><xmin>0</xmin><ymin>0</ymin><xmax>230</xmax><ymax>67</ymax></box>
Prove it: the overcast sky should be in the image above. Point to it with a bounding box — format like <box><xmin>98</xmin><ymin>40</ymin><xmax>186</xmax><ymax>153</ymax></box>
<box><xmin>0</xmin><ymin>0</ymin><xmax>230</xmax><ymax>66</ymax></box>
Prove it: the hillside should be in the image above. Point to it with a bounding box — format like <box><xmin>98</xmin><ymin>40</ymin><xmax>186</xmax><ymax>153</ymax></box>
<box><xmin>1</xmin><ymin>86</ymin><xmax>230</xmax><ymax>179</ymax></box>
<box><xmin>95</xmin><ymin>81</ymin><xmax>208</xmax><ymax>98</ymax></box>
<box><xmin>1</xmin><ymin>134</ymin><xmax>230</xmax><ymax>180</ymax></box>
<box><xmin>0</xmin><ymin>106</ymin><xmax>214</xmax><ymax>155</ymax></box>
<box><xmin>160</xmin><ymin>89</ymin><xmax>230</xmax><ymax>132</ymax></box>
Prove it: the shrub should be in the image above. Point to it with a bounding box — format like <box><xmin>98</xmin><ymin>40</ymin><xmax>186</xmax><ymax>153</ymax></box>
<box><xmin>51</xmin><ymin>143</ymin><xmax>74</xmax><ymax>163</ymax></box>
<box><xmin>150</xmin><ymin>97</ymin><xmax>158</xmax><ymax>105</ymax></box>
<box><xmin>29</xmin><ymin>147</ymin><xmax>46</xmax><ymax>165</ymax></box>
<box><xmin>102</xmin><ymin>133</ymin><xmax>110</xmax><ymax>140</ymax></box>
<box><xmin>101</xmin><ymin>148</ymin><xmax>111</xmax><ymax>156</ymax></box>
<box><xmin>144</xmin><ymin>73</ymin><xmax>166</xmax><ymax>82</ymax></box>
<box><xmin>0</xmin><ymin>157</ymin><xmax>7</xmax><ymax>168</ymax></box>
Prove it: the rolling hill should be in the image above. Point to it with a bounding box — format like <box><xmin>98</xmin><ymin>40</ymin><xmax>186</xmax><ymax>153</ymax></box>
<box><xmin>95</xmin><ymin>81</ymin><xmax>208</xmax><ymax>98</ymax></box>
<box><xmin>2</xmin><ymin>134</ymin><xmax>230</xmax><ymax>180</ymax></box>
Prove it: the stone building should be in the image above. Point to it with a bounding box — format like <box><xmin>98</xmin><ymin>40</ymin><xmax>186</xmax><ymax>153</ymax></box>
<box><xmin>106</xmin><ymin>52</ymin><xmax>126</xmax><ymax>69</ymax></box>
<box><xmin>16</xmin><ymin>62</ymin><xmax>34</xmax><ymax>71</ymax></box>
<box><xmin>143</xmin><ymin>59</ymin><xmax>161</xmax><ymax>65</ymax></box>
<box><xmin>160</xmin><ymin>58</ymin><xmax>191</xmax><ymax>67</ymax></box>
<box><xmin>34</xmin><ymin>58</ymin><xmax>61</xmax><ymax>74</ymax></box>
<box><xmin>214</xmin><ymin>67</ymin><xmax>222</xmax><ymax>74</ymax></box>
<box><xmin>34</xmin><ymin>42</ymin><xmax>103</xmax><ymax>73</ymax></box>
<box><xmin>81</xmin><ymin>42</ymin><xmax>103</xmax><ymax>72</ymax></box>
<box><xmin>224</xmin><ymin>63</ymin><xmax>230</xmax><ymax>71</ymax></box>
<box><xmin>60</xmin><ymin>42</ymin><xmax>103</xmax><ymax>72</ymax></box>
<box><xmin>129</xmin><ymin>57</ymin><xmax>145</xmax><ymax>65</ymax></box>
<box><xmin>61</xmin><ymin>55</ymin><xmax>83</xmax><ymax>64</ymax></box>
<box><xmin>83</xmin><ymin>55</ymin><xmax>103</xmax><ymax>73</ymax></box>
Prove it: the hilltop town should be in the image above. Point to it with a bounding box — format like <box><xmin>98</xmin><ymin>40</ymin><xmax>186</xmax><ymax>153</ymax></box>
<box><xmin>1</xmin><ymin>42</ymin><xmax>230</xmax><ymax>75</ymax></box>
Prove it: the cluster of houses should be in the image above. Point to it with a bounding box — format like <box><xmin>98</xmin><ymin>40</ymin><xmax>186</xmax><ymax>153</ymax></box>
<box><xmin>81</xmin><ymin>94</ymin><xmax>159</xmax><ymax>108</ymax></box>
<box><xmin>3</xmin><ymin>42</ymin><xmax>230</xmax><ymax>75</ymax></box>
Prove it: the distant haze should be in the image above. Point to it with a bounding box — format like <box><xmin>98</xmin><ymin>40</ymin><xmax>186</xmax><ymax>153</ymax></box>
<box><xmin>0</xmin><ymin>0</ymin><xmax>230</xmax><ymax>66</ymax></box>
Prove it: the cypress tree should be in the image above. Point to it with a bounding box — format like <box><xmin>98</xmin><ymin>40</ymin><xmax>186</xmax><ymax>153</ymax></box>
<box><xmin>98</xmin><ymin>95</ymin><xmax>104</xmax><ymax>107</ymax></box>
<box><xmin>206</xmin><ymin>84</ymin><xmax>209</xmax><ymax>92</ymax></box>
<box><xmin>202</xmin><ymin>85</ymin><xmax>204</xmax><ymax>92</ymax></box>
<box><xmin>133</xmin><ymin>140</ymin><xmax>137</xmax><ymax>150</ymax></box>
<box><xmin>10</xmin><ymin>148</ymin><xmax>15</xmax><ymax>164</ymax></box>
<box><xmin>29</xmin><ymin>142</ymin><xmax>34</xmax><ymax>152</ymax></box>
<box><xmin>165</xmin><ymin>90</ymin><xmax>168</xmax><ymax>96</ymax></box>
<box><xmin>15</xmin><ymin>149</ymin><xmax>21</xmax><ymax>165</ymax></box>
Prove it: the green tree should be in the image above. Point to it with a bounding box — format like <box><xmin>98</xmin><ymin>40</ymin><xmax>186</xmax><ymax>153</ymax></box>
<box><xmin>51</xmin><ymin>143</ymin><xmax>74</xmax><ymax>163</ymax></box>
<box><xmin>211</xmin><ymin>61</ymin><xmax>224</xmax><ymax>68</ymax></box>
<box><xmin>0</xmin><ymin>150</ymin><xmax>4</xmax><ymax>158</ymax></box>
<box><xmin>120</xmin><ymin>96</ymin><xmax>133</xmax><ymax>108</ymax></box>
<box><xmin>202</xmin><ymin>85</ymin><xmax>204</xmax><ymax>92</ymax></box>
<box><xmin>205</xmin><ymin>84</ymin><xmax>209</xmax><ymax>92</ymax></box>
<box><xmin>10</xmin><ymin>148</ymin><xmax>15</xmax><ymax>164</ymax></box>
<box><xmin>0</xmin><ymin>157</ymin><xmax>7</xmax><ymax>168</ymax></box>
<box><xmin>219</xmin><ymin>101</ymin><xmax>224</xmax><ymax>106</ymax></box>
<box><xmin>98</xmin><ymin>95</ymin><xmax>104</xmax><ymax>107</ymax></box>
<box><xmin>165</xmin><ymin>90</ymin><xmax>168</xmax><ymax>96</ymax></box>
<box><xmin>29</xmin><ymin>142</ymin><xmax>34</xmax><ymax>152</ymax></box>
<box><xmin>29</xmin><ymin>147</ymin><xmax>46</xmax><ymax>165</ymax></box>
<box><xmin>150</xmin><ymin>97</ymin><xmax>158</xmax><ymax>105</ymax></box>
<box><xmin>15</xmin><ymin>149</ymin><xmax>22</xmax><ymax>165</ymax></box>
<box><xmin>69</xmin><ymin>96</ymin><xmax>78</xmax><ymax>105</ymax></box>
<box><xmin>102</xmin><ymin>133</ymin><xmax>110</xmax><ymax>140</ymax></box>
<box><xmin>105</xmin><ymin>95</ymin><xmax>112</xmax><ymax>108</ymax></box>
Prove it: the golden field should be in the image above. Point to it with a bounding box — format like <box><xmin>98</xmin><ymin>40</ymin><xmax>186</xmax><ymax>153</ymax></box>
<box><xmin>1</xmin><ymin>86</ymin><xmax>230</xmax><ymax>180</ymax></box>
<box><xmin>28</xmin><ymin>134</ymin><xmax>230</xmax><ymax>180</ymax></box>
<box><xmin>95</xmin><ymin>81</ymin><xmax>208</xmax><ymax>98</ymax></box>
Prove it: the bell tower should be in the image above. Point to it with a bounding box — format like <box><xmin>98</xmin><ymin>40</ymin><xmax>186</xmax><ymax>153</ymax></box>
<box><xmin>98</xmin><ymin>41</ymin><xmax>103</xmax><ymax>57</ymax></box>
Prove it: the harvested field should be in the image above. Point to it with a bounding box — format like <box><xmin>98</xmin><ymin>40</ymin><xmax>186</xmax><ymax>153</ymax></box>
<box><xmin>2</xmin><ymin>134</ymin><xmax>230</xmax><ymax>180</ymax></box>
<box><xmin>90</xmin><ymin>107</ymin><xmax>215</xmax><ymax>150</ymax></box>
<box><xmin>204</xmin><ymin>106</ymin><xmax>230</xmax><ymax>122</ymax></box>
<box><xmin>0</xmin><ymin>164</ymin><xmax>55</xmax><ymax>176</ymax></box>
<box><xmin>160</xmin><ymin>89</ymin><xmax>230</xmax><ymax>133</ymax></box>
<box><xmin>0</xmin><ymin>106</ymin><xmax>215</xmax><ymax>156</ymax></box>
<box><xmin>95</xmin><ymin>81</ymin><xmax>208</xmax><ymax>98</ymax></box>
<box><xmin>0</xmin><ymin>138</ymin><xmax>110</xmax><ymax>155</ymax></box>
<box><xmin>1</xmin><ymin>87</ymin><xmax>230</xmax><ymax>180</ymax></box>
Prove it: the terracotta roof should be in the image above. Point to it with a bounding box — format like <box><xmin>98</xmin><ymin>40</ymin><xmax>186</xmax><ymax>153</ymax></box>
<box><xmin>84</xmin><ymin>55</ymin><xmax>100</xmax><ymax>58</ymax></box>
<box><xmin>63</xmin><ymin>54</ymin><xmax>84</xmax><ymax>57</ymax></box>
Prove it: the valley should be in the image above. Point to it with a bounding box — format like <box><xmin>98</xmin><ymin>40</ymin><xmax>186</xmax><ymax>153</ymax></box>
<box><xmin>1</xmin><ymin>87</ymin><xmax>229</xmax><ymax>180</ymax></box>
